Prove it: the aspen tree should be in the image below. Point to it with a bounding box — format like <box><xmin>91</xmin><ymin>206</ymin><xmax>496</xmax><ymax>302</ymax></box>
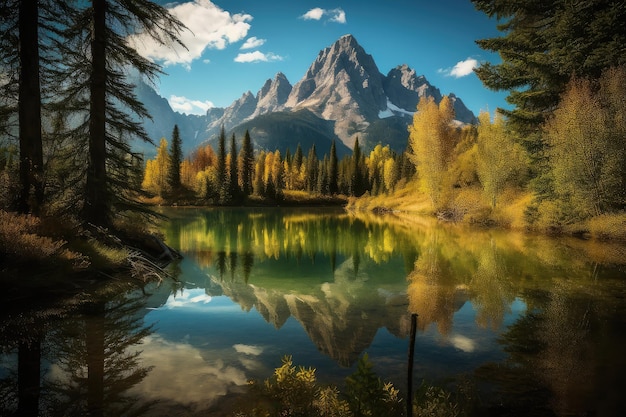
<box><xmin>476</xmin><ymin>111</ymin><xmax>524</xmax><ymax>207</ymax></box>
<box><xmin>408</xmin><ymin>96</ymin><xmax>457</xmax><ymax>211</ymax></box>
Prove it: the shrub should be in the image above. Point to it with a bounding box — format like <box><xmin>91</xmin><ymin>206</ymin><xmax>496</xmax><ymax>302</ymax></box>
<box><xmin>587</xmin><ymin>213</ymin><xmax>626</xmax><ymax>241</ymax></box>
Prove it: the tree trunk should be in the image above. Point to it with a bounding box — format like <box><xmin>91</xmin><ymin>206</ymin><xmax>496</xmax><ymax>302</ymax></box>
<box><xmin>18</xmin><ymin>0</ymin><xmax>44</xmax><ymax>215</ymax></box>
<box><xmin>85</xmin><ymin>0</ymin><xmax>109</xmax><ymax>226</ymax></box>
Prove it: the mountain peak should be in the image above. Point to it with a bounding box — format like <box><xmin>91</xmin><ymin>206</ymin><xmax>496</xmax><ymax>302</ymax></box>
<box><xmin>286</xmin><ymin>34</ymin><xmax>387</xmax><ymax>146</ymax></box>
<box><xmin>337</xmin><ymin>33</ymin><xmax>358</xmax><ymax>47</ymax></box>
<box><xmin>253</xmin><ymin>72</ymin><xmax>293</xmax><ymax>118</ymax></box>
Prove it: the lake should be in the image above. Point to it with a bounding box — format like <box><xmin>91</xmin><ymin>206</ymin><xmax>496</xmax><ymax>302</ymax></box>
<box><xmin>1</xmin><ymin>207</ymin><xmax>625</xmax><ymax>416</ymax></box>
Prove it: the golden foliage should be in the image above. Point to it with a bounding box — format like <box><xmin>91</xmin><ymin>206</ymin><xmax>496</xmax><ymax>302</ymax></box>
<box><xmin>142</xmin><ymin>138</ymin><xmax>170</xmax><ymax>195</ymax></box>
<box><xmin>476</xmin><ymin>111</ymin><xmax>525</xmax><ymax>208</ymax></box>
<box><xmin>544</xmin><ymin>67</ymin><xmax>626</xmax><ymax>218</ymax></box>
<box><xmin>408</xmin><ymin>96</ymin><xmax>459</xmax><ymax>211</ymax></box>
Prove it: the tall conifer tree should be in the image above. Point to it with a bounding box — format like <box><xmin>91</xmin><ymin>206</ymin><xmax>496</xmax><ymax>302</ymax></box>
<box><xmin>168</xmin><ymin>124</ymin><xmax>182</xmax><ymax>190</ymax></box>
<box><xmin>328</xmin><ymin>140</ymin><xmax>338</xmax><ymax>194</ymax></box>
<box><xmin>228</xmin><ymin>133</ymin><xmax>239</xmax><ymax>201</ymax></box>
<box><xmin>59</xmin><ymin>0</ymin><xmax>184</xmax><ymax>226</ymax></box>
<box><xmin>216</xmin><ymin>126</ymin><xmax>227</xmax><ymax>203</ymax></box>
<box><xmin>472</xmin><ymin>0</ymin><xmax>626</xmax><ymax>139</ymax></box>
<box><xmin>240</xmin><ymin>130</ymin><xmax>254</xmax><ymax>196</ymax></box>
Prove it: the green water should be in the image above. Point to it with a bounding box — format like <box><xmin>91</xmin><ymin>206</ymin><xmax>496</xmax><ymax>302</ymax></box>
<box><xmin>1</xmin><ymin>207</ymin><xmax>625</xmax><ymax>416</ymax></box>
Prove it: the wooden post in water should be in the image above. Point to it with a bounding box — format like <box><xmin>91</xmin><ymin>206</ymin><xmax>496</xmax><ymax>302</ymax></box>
<box><xmin>407</xmin><ymin>313</ymin><xmax>418</xmax><ymax>417</ymax></box>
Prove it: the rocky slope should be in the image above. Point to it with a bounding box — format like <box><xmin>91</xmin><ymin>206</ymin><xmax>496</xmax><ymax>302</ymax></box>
<box><xmin>137</xmin><ymin>34</ymin><xmax>475</xmax><ymax>156</ymax></box>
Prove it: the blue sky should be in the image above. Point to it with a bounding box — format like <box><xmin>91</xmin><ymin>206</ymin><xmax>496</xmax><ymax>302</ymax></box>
<box><xmin>134</xmin><ymin>0</ymin><xmax>509</xmax><ymax>117</ymax></box>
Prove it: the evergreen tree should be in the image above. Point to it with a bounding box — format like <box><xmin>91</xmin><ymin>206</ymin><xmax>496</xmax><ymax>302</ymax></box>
<box><xmin>317</xmin><ymin>157</ymin><xmax>329</xmax><ymax>195</ymax></box>
<box><xmin>240</xmin><ymin>129</ymin><xmax>254</xmax><ymax>196</ymax></box>
<box><xmin>228</xmin><ymin>133</ymin><xmax>239</xmax><ymax>201</ymax></box>
<box><xmin>168</xmin><ymin>124</ymin><xmax>182</xmax><ymax>190</ymax></box>
<box><xmin>472</xmin><ymin>0</ymin><xmax>626</xmax><ymax>138</ymax></box>
<box><xmin>350</xmin><ymin>138</ymin><xmax>367</xmax><ymax>197</ymax></box>
<box><xmin>0</xmin><ymin>0</ymin><xmax>69</xmax><ymax>213</ymax></box>
<box><xmin>328</xmin><ymin>140</ymin><xmax>338</xmax><ymax>194</ymax></box>
<box><xmin>17</xmin><ymin>0</ymin><xmax>44</xmax><ymax>214</ymax></box>
<box><xmin>293</xmin><ymin>143</ymin><xmax>303</xmax><ymax>172</ymax></box>
<box><xmin>60</xmin><ymin>0</ymin><xmax>184</xmax><ymax>226</ymax></box>
<box><xmin>305</xmin><ymin>144</ymin><xmax>318</xmax><ymax>192</ymax></box>
<box><xmin>216</xmin><ymin>126</ymin><xmax>227</xmax><ymax>203</ymax></box>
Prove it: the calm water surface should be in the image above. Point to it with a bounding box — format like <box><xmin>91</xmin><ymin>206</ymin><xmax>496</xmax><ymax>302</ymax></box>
<box><xmin>1</xmin><ymin>207</ymin><xmax>625</xmax><ymax>416</ymax></box>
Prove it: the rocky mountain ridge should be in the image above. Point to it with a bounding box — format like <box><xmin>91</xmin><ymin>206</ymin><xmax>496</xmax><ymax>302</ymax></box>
<box><xmin>138</xmin><ymin>34</ymin><xmax>475</xmax><ymax>156</ymax></box>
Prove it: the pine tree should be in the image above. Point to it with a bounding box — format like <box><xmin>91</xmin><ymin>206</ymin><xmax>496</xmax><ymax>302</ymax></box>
<box><xmin>216</xmin><ymin>126</ymin><xmax>227</xmax><ymax>203</ymax></box>
<box><xmin>168</xmin><ymin>124</ymin><xmax>182</xmax><ymax>190</ymax></box>
<box><xmin>0</xmin><ymin>0</ymin><xmax>69</xmax><ymax>213</ymax></box>
<box><xmin>293</xmin><ymin>143</ymin><xmax>303</xmax><ymax>172</ymax></box>
<box><xmin>59</xmin><ymin>0</ymin><xmax>185</xmax><ymax>226</ymax></box>
<box><xmin>328</xmin><ymin>140</ymin><xmax>338</xmax><ymax>194</ymax></box>
<box><xmin>240</xmin><ymin>129</ymin><xmax>254</xmax><ymax>196</ymax></box>
<box><xmin>305</xmin><ymin>144</ymin><xmax>318</xmax><ymax>192</ymax></box>
<box><xmin>17</xmin><ymin>0</ymin><xmax>44</xmax><ymax>214</ymax></box>
<box><xmin>472</xmin><ymin>0</ymin><xmax>626</xmax><ymax>138</ymax></box>
<box><xmin>350</xmin><ymin>138</ymin><xmax>367</xmax><ymax>197</ymax></box>
<box><xmin>228</xmin><ymin>133</ymin><xmax>239</xmax><ymax>201</ymax></box>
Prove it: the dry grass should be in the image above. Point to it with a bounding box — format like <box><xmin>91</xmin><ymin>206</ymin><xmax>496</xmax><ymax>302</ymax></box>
<box><xmin>347</xmin><ymin>181</ymin><xmax>433</xmax><ymax>214</ymax></box>
<box><xmin>586</xmin><ymin>213</ymin><xmax>626</xmax><ymax>241</ymax></box>
<box><xmin>0</xmin><ymin>210</ymin><xmax>131</xmax><ymax>270</ymax></box>
<box><xmin>0</xmin><ymin>210</ymin><xmax>69</xmax><ymax>261</ymax></box>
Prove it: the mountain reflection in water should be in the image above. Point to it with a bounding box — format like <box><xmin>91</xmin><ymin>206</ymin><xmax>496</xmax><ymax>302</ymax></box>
<box><xmin>1</xmin><ymin>207</ymin><xmax>625</xmax><ymax>416</ymax></box>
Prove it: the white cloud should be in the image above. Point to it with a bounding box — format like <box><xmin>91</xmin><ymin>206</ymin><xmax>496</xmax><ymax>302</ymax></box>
<box><xmin>301</xmin><ymin>7</ymin><xmax>325</xmax><ymax>20</ymax></box>
<box><xmin>169</xmin><ymin>95</ymin><xmax>215</xmax><ymax>115</ymax></box>
<box><xmin>241</xmin><ymin>36</ymin><xmax>266</xmax><ymax>50</ymax></box>
<box><xmin>439</xmin><ymin>58</ymin><xmax>479</xmax><ymax>78</ymax></box>
<box><xmin>300</xmin><ymin>7</ymin><xmax>346</xmax><ymax>24</ymax></box>
<box><xmin>234</xmin><ymin>51</ymin><xmax>283</xmax><ymax>63</ymax></box>
<box><xmin>328</xmin><ymin>9</ymin><xmax>347</xmax><ymax>24</ymax></box>
<box><xmin>128</xmin><ymin>0</ymin><xmax>252</xmax><ymax>68</ymax></box>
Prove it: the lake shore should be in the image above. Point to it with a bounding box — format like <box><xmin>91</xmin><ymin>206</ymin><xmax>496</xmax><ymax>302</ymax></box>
<box><xmin>346</xmin><ymin>182</ymin><xmax>626</xmax><ymax>242</ymax></box>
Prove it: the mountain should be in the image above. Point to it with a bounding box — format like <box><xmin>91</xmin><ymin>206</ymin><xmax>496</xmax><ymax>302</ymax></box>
<box><xmin>135</xmin><ymin>34</ymin><xmax>476</xmax><ymax>156</ymax></box>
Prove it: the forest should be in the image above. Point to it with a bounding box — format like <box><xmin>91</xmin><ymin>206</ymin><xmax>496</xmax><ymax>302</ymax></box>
<box><xmin>1</xmin><ymin>0</ymin><xmax>626</xmax><ymax>274</ymax></box>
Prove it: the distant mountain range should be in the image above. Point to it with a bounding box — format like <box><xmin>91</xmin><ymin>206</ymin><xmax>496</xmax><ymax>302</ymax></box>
<box><xmin>135</xmin><ymin>34</ymin><xmax>476</xmax><ymax>158</ymax></box>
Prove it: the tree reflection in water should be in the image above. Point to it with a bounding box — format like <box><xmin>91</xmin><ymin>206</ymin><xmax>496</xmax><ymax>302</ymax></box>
<box><xmin>159</xmin><ymin>207</ymin><xmax>626</xmax><ymax>415</ymax></box>
<box><xmin>0</xmin><ymin>279</ymin><xmax>158</xmax><ymax>416</ymax></box>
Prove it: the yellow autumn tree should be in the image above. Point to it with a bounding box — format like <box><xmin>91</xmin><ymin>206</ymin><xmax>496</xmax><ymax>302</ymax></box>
<box><xmin>142</xmin><ymin>138</ymin><xmax>170</xmax><ymax>195</ymax></box>
<box><xmin>408</xmin><ymin>95</ymin><xmax>458</xmax><ymax>211</ymax></box>
<box><xmin>475</xmin><ymin>111</ymin><xmax>525</xmax><ymax>207</ymax></box>
<box><xmin>366</xmin><ymin>144</ymin><xmax>395</xmax><ymax>195</ymax></box>
<box><xmin>544</xmin><ymin>67</ymin><xmax>626</xmax><ymax>217</ymax></box>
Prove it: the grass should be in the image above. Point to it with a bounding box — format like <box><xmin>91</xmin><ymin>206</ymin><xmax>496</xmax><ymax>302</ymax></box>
<box><xmin>0</xmin><ymin>210</ymin><xmax>147</xmax><ymax>274</ymax></box>
<box><xmin>586</xmin><ymin>213</ymin><xmax>626</xmax><ymax>241</ymax></box>
<box><xmin>348</xmin><ymin>181</ymin><xmax>626</xmax><ymax>241</ymax></box>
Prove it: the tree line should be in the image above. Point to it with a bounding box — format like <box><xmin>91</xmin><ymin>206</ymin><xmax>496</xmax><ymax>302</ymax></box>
<box><xmin>0</xmin><ymin>0</ymin><xmax>184</xmax><ymax>228</ymax></box>
<box><xmin>142</xmin><ymin>126</ymin><xmax>416</xmax><ymax>204</ymax></box>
